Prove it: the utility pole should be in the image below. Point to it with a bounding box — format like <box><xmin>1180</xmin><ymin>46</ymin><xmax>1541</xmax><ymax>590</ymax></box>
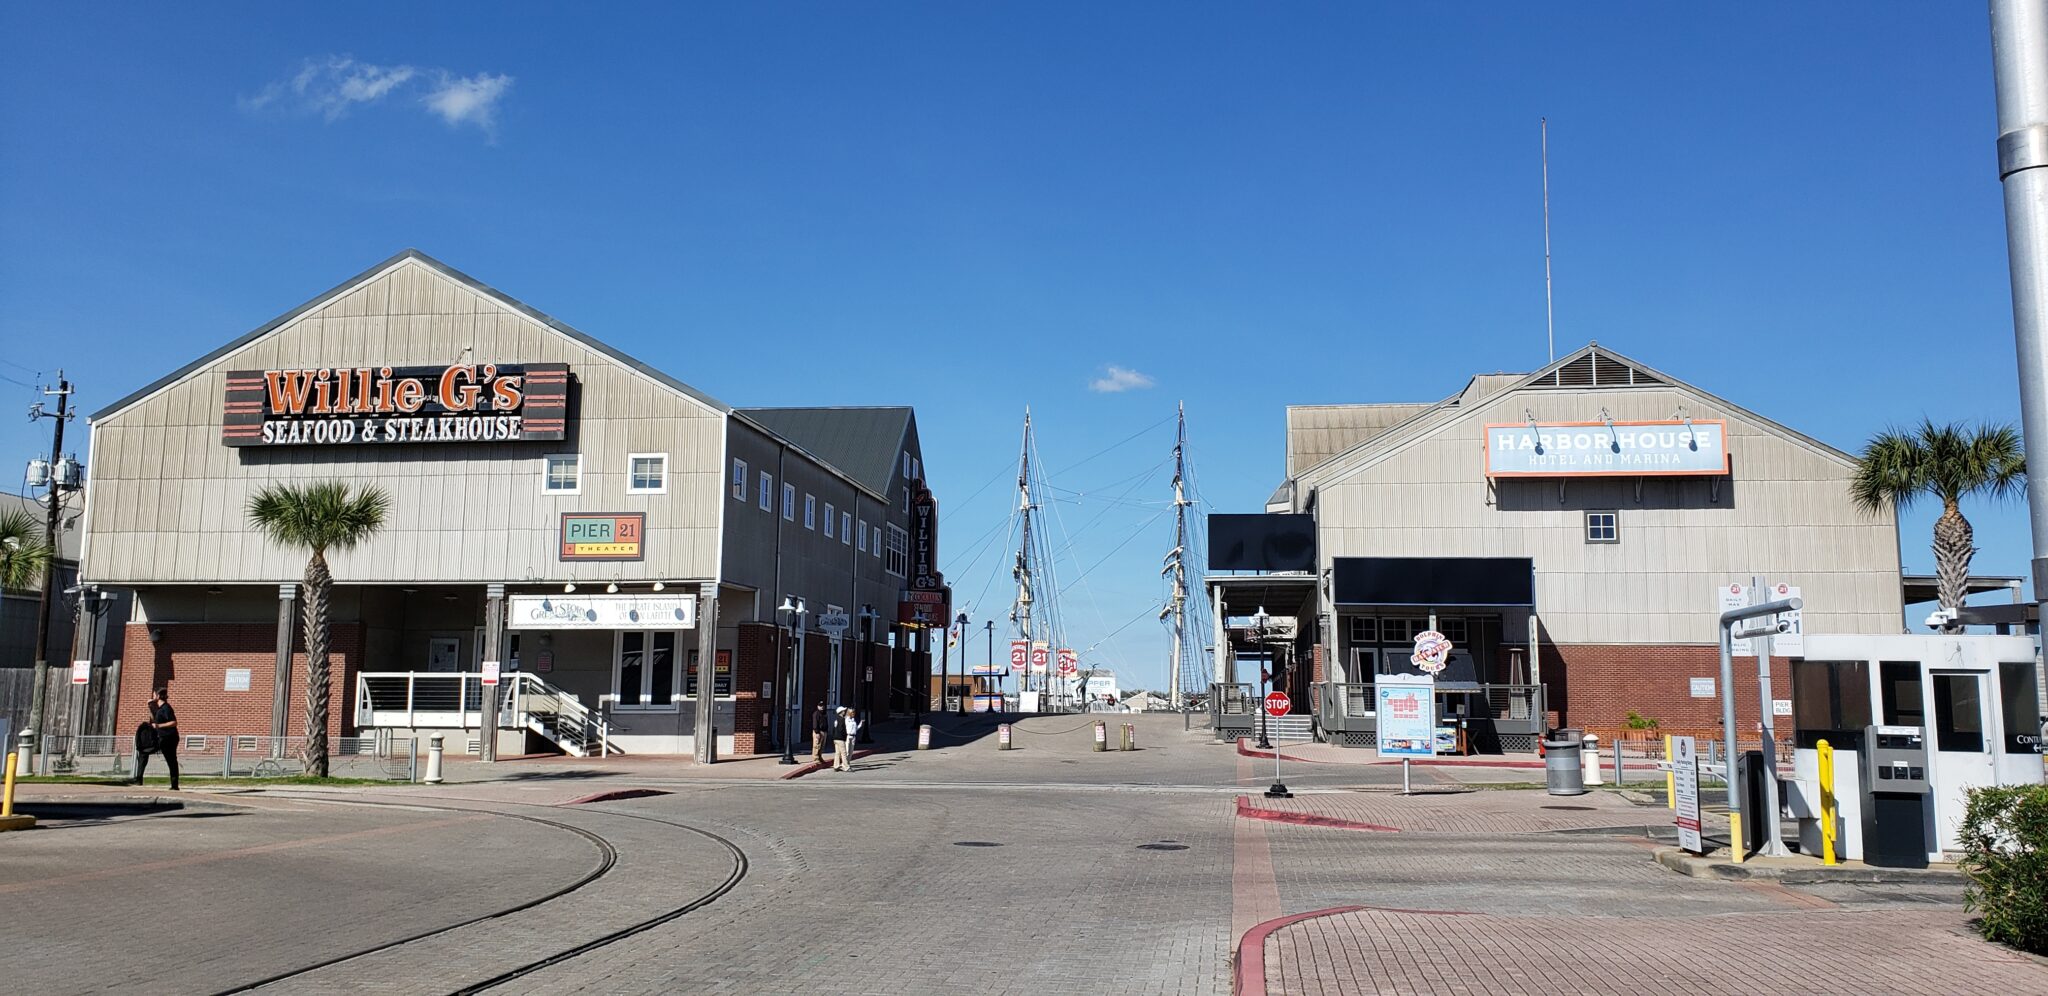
<box><xmin>1166</xmin><ymin>402</ymin><xmax>1192</xmax><ymax>712</ymax></box>
<box><xmin>26</xmin><ymin>372</ymin><xmax>74</xmax><ymax>749</ymax></box>
<box><xmin>1990</xmin><ymin>1</ymin><xmax>2048</xmax><ymax>635</ymax></box>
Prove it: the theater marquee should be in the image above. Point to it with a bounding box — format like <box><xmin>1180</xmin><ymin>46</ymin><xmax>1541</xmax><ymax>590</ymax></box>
<box><xmin>221</xmin><ymin>363</ymin><xmax>569</xmax><ymax>446</ymax></box>
<box><xmin>1484</xmin><ymin>419</ymin><xmax>1729</xmax><ymax>477</ymax></box>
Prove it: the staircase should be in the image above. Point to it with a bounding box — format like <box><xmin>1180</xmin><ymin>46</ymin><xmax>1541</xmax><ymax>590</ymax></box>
<box><xmin>1261</xmin><ymin>715</ymin><xmax>1315</xmax><ymax>744</ymax></box>
<box><xmin>506</xmin><ymin>674</ymin><xmax>621</xmax><ymax>757</ymax></box>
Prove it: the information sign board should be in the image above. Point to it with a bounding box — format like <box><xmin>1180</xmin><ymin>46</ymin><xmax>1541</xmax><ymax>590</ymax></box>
<box><xmin>1674</xmin><ymin>735</ymin><xmax>1703</xmax><ymax>853</ymax></box>
<box><xmin>1376</xmin><ymin>673</ymin><xmax>1436</xmax><ymax>758</ymax></box>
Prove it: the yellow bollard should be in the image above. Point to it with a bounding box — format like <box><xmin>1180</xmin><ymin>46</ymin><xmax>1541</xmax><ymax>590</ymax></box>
<box><xmin>1664</xmin><ymin>734</ymin><xmax>1676</xmax><ymax>810</ymax></box>
<box><xmin>1</xmin><ymin>750</ymin><xmax>32</xmax><ymax>831</ymax></box>
<box><xmin>1729</xmin><ymin>812</ymin><xmax>1744</xmax><ymax>864</ymax></box>
<box><xmin>1818</xmin><ymin>739</ymin><xmax>1838</xmax><ymax>866</ymax></box>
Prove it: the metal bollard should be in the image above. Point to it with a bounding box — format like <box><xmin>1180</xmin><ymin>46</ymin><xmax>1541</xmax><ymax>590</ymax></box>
<box><xmin>1120</xmin><ymin>723</ymin><xmax>1133</xmax><ymax>751</ymax></box>
<box><xmin>1093</xmin><ymin>721</ymin><xmax>1107</xmax><ymax>752</ymax></box>
<box><xmin>1128</xmin><ymin>723</ymin><xmax>1138</xmax><ymax>750</ymax></box>
<box><xmin>423</xmin><ymin>733</ymin><xmax>445</xmax><ymax>784</ymax></box>
<box><xmin>224</xmin><ymin>735</ymin><xmax>234</xmax><ymax>778</ymax></box>
<box><xmin>1582</xmin><ymin>734</ymin><xmax>1604</xmax><ymax>786</ymax></box>
<box><xmin>15</xmin><ymin>731</ymin><xmax>31</xmax><ymax>777</ymax></box>
<box><xmin>998</xmin><ymin>723</ymin><xmax>1013</xmax><ymax>750</ymax></box>
<box><xmin>0</xmin><ymin>749</ymin><xmax>29</xmax><ymax>830</ymax></box>
<box><xmin>917</xmin><ymin>724</ymin><xmax>932</xmax><ymax>750</ymax></box>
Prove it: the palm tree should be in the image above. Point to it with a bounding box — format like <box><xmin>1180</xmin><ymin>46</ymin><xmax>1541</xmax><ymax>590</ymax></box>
<box><xmin>1850</xmin><ymin>420</ymin><xmax>2026</xmax><ymax>632</ymax></box>
<box><xmin>247</xmin><ymin>480</ymin><xmax>390</xmax><ymax>777</ymax></box>
<box><xmin>0</xmin><ymin>507</ymin><xmax>54</xmax><ymax>592</ymax></box>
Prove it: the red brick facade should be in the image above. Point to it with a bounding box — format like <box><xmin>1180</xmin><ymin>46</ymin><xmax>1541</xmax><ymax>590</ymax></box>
<box><xmin>1547</xmin><ymin>642</ymin><xmax>1793</xmax><ymax>741</ymax></box>
<box><xmin>117</xmin><ymin>622</ymin><xmax>361</xmax><ymax>745</ymax></box>
<box><xmin>730</xmin><ymin>622</ymin><xmax>899</xmax><ymax>755</ymax></box>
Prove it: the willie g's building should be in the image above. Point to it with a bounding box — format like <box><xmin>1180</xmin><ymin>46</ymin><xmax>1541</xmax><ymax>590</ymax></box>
<box><xmin>83</xmin><ymin>250</ymin><xmax>942</xmax><ymax>759</ymax></box>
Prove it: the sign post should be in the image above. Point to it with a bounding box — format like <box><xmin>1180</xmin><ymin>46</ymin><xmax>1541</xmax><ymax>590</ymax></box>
<box><xmin>1263</xmin><ymin>691</ymin><xmax>1292</xmax><ymax>798</ymax></box>
<box><xmin>1673</xmin><ymin>735</ymin><xmax>1702</xmax><ymax>853</ymax></box>
<box><xmin>1377</xmin><ymin>673</ymin><xmax>1436</xmax><ymax>795</ymax></box>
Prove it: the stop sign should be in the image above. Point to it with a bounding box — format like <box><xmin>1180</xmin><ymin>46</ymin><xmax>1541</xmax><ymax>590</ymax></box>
<box><xmin>1264</xmin><ymin>691</ymin><xmax>1291</xmax><ymax>717</ymax></box>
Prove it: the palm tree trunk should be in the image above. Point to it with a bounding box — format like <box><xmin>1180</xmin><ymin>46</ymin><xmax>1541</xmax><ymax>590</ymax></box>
<box><xmin>1933</xmin><ymin>500</ymin><xmax>1974</xmax><ymax>634</ymax></box>
<box><xmin>301</xmin><ymin>551</ymin><xmax>332</xmax><ymax>777</ymax></box>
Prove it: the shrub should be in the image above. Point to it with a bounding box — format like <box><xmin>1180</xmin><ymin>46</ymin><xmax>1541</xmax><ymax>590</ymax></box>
<box><xmin>1958</xmin><ymin>784</ymin><xmax>2048</xmax><ymax>955</ymax></box>
<box><xmin>1623</xmin><ymin>711</ymin><xmax>1660</xmax><ymax>731</ymax></box>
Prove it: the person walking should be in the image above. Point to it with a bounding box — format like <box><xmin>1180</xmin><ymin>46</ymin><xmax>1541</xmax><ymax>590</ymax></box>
<box><xmin>809</xmin><ymin>702</ymin><xmax>829</xmax><ymax>764</ymax></box>
<box><xmin>834</xmin><ymin>707</ymin><xmax>860</xmax><ymax>772</ymax></box>
<box><xmin>132</xmin><ymin>687</ymin><xmax>180</xmax><ymax>790</ymax></box>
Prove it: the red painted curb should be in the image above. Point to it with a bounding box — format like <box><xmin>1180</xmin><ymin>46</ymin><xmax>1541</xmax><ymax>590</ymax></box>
<box><xmin>1234</xmin><ymin>738</ymin><xmax>1332</xmax><ymax>763</ymax></box>
<box><xmin>1233</xmin><ymin>905</ymin><xmax>1365</xmax><ymax>996</ymax></box>
<box><xmin>780</xmin><ymin>749</ymin><xmax>881</xmax><ymax>779</ymax></box>
<box><xmin>563</xmin><ymin>788</ymin><xmax>671</xmax><ymax>805</ymax></box>
<box><xmin>1367</xmin><ymin>757</ymin><xmax>1547</xmax><ymax>769</ymax></box>
<box><xmin>1235</xmin><ymin>795</ymin><xmax>1399</xmax><ymax>833</ymax></box>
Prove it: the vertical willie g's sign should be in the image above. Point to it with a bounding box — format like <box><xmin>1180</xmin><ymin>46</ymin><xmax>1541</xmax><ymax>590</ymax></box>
<box><xmin>222</xmin><ymin>363</ymin><xmax>569</xmax><ymax>446</ymax></box>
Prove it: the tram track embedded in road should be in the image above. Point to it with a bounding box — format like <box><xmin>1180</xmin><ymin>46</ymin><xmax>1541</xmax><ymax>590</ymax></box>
<box><xmin>205</xmin><ymin>794</ymin><xmax>749</xmax><ymax>996</ymax></box>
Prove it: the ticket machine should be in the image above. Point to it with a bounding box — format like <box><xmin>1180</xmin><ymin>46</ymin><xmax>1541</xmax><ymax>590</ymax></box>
<box><xmin>1790</xmin><ymin>634</ymin><xmax>2042</xmax><ymax>864</ymax></box>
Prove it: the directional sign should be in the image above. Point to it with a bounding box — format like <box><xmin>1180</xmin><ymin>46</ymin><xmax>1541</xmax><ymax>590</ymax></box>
<box><xmin>817</xmin><ymin>612</ymin><xmax>851</xmax><ymax>637</ymax></box>
<box><xmin>1264</xmin><ymin>691</ymin><xmax>1291</xmax><ymax>717</ymax></box>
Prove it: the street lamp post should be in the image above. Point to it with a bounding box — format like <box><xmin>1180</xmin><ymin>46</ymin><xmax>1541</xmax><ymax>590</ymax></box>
<box><xmin>858</xmin><ymin>606</ymin><xmax>878</xmax><ymax>743</ymax></box>
<box><xmin>954</xmin><ymin>611</ymin><xmax>970</xmax><ymax>714</ymax></box>
<box><xmin>777</xmin><ymin>595</ymin><xmax>805</xmax><ymax>765</ymax></box>
<box><xmin>1252</xmin><ymin>606</ymin><xmax>1273</xmax><ymax>751</ymax></box>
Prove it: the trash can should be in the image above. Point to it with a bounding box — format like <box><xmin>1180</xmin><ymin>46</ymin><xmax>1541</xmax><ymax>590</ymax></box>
<box><xmin>1545</xmin><ymin>731</ymin><xmax>1585</xmax><ymax>796</ymax></box>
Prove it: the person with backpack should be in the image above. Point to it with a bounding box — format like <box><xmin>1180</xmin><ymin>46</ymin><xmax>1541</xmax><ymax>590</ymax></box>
<box><xmin>131</xmin><ymin>687</ymin><xmax>180</xmax><ymax>790</ymax></box>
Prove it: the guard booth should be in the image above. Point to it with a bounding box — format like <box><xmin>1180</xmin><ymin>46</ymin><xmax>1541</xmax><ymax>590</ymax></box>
<box><xmin>1788</xmin><ymin>634</ymin><xmax>2043</xmax><ymax>864</ymax></box>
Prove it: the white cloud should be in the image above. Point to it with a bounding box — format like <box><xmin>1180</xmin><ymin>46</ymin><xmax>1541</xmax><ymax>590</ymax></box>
<box><xmin>423</xmin><ymin>72</ymin><xmax>514</xmax><ymax>131</ymax></box>
<box><xmin>1089</xmin><ymin>365</ymin><xmax>1156</xmax><ymax>393</ymax></box>
<box><xmin>243</xmin><ymin>57</ymin><xmax>512</xmax><ymax>135</ymax></box>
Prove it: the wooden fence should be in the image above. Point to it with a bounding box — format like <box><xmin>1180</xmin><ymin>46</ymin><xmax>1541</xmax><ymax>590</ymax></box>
<box><xmin>0</xmin><ymin>664</ymin><xmax>120</xmax><ymax>745</ymax></box>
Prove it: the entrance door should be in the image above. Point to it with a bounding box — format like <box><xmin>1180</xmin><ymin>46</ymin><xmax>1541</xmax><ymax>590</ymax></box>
<box><xmin>1929</xmin><ymin>670</ymin><xmax>1997</xmax><ymax>852</ymax></box>
<box><xmin>613</xmin><ymin>631</ymin><xmax>681</xmax><ymax>711</ymax></box>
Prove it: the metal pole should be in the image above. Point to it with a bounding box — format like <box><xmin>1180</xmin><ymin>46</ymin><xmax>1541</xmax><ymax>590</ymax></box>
<box><xmin>1991</xmin><ymin>0</ymin><xmax>2048</xmax><ymax>630</ymax></box>
<box><xmin>1753</xmin><ymin>578</ymin><xmax>1789</xmax><ymax>857</ymax></box>
<box><xmin>1718</xmin><ymin>604</ymin><xmax>1741</xmax><ymax>856</ymax></box>
<box><xmin>779</xmin><ymin>610</ymin><xmax>797</xmax><ymax>765</ymax></box>
<box><xmin>694</xmin><ymin>581</ymin><xmax>720</xmax><ymax>764</ymax></box>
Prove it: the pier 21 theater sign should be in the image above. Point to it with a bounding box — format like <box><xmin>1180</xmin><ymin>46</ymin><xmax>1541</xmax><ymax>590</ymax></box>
<box><xmin>221</xmin><ymin>363</ymin><xmax>570</xmax><ymax>446</ymax></box>
<box><xmin>1484</xmin><ymin>419</ymin><xmax>1729</xmax><ymax>477</ymax></box>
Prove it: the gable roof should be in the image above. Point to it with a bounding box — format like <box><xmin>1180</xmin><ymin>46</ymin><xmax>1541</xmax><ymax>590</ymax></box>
<box><xmin>92</xmin><ymin>248</ymin><xmax>733</xmax><ymax>423</ymax></box>
<box><xmin>736</xmin><ymin>407</ymin><xmax>914</xmax><ymax>495</ymax></box>
<box><xmin>1290</xmin><ymin>342</ymin><xmax>1861</xmax><ymax>492</ymax></box>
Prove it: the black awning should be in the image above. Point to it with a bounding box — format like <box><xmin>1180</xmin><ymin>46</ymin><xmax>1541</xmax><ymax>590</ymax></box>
<box><xmin>1333</xmin><ymin>557</ymin><xmax>1534</xmax><ymax>607</ymax></box>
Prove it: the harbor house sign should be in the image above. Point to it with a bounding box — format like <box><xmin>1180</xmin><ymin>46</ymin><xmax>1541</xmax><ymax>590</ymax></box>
<box><xmin>1483</xmin><ymin>419</ymin><xmax>1729</xmax><ymax>478</ymax></box>
<box><xmin>221</xmin><ymin>363</ymin><xmax>570</xmax><ymax>446</ymax></box>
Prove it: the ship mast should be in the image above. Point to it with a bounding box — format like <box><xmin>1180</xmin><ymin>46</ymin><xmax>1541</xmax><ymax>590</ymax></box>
<box><xmin>1166</xmin><ymin>402</ymin><xmax>1191</xmax><ymax>711</ymax></box>
<box><xmin>1011</xmin><ymin>408</ymin><xmax>1038</xmax><ymax>701</ymax></box>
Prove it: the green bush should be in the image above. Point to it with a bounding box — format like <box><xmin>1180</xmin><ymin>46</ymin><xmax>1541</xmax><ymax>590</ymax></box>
<box><xmin>1958</xmin><ymin>784</ymin><xmax>2048</xmax><ymax>955</ymax></box>
<box><xmin>1623</xmin><ymin>711</ymin><xmax>1660</xmax><ymax>731</ymax></box>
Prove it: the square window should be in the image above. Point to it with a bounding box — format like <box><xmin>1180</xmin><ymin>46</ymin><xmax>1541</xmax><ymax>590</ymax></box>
<box><xmin>1348</xmin><ymin>617</ymin><xmax>1377</xmax><ymax>645</ymax></box>
<box><xmin>824</xmin><ymin>503</ymin><xmax>836</xmax><ymax>538</ymax></box>
<box><xmin>783</xmin><ymin>483</ymin><xmax>796</xmax><ymax>521</ymax></box>
<box><xmin>543</xmin><ymin>454</ymin><xmax>581</xmax><ymax>494</ymax></box>
<box><xmin>1585</xmin><ymin>511</ymin><xmax>1619</xmax><ymax>544</ymax></box>
<box><xmin>841</xmin><ymin>511</ymin><xmax>851</xmax><ymax>545</ymax></box>
<box><xmin>731</xmin><ymin>458</ymin><xmax>748</xmax><ymax>501</ymax></box>
<box><xmin>759</xmin><ymin>472</ymin><xmax>773</xmax><ymax>511</ymax></box>
<box><xmin>628</xmin><ymin>453</ymin><xmax>668</xmax><ymax>494</ymax></box>
<box><xmin>804</xmin><ymin>494</ymin><xmax>816</xmax><ymax>530</ymax></box>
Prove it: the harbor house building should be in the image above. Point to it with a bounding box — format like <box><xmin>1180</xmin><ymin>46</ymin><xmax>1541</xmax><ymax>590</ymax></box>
<box><xmin>1209</xmin><ymin>344</ymin><xmax>1904</xmax><ymax>750</ymax></box>
<box><xmin>81</xmin><ymin>250</ymin><xmax>938</xmax><ymax>758</ymax></box>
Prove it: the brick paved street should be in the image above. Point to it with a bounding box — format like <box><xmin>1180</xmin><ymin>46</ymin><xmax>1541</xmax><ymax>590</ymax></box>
<box><xmin>2</xmin><ymin>714</ymin><xmax>2037</xmax><ymax>995</ymax></box>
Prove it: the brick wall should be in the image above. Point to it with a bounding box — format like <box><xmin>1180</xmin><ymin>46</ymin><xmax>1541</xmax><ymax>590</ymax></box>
<box><xmin>732</xmin><ymin>623</ymin><xmax>773</xmax><ymax>755</ymax></box>
<box><xmin>1549</xmin><ymin>642</ymin><xmax>1792</xmax><ymax>741</ymax></box>
<box><xmin>118</xmin><ymin>622</ymin><xmax>362</xmax><ymax>745</ymax></box>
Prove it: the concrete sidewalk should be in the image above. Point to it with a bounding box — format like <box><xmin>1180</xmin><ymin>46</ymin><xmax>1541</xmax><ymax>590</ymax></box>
<box><xmin>1234</xmin><ymin>784</ymin><xmax>1690</xmax><ymax>835</ymax></box>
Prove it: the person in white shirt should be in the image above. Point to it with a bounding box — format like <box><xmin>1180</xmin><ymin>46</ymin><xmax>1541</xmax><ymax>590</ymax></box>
<box><xmin>835</xmin><ymin>707</ymin><xmax>861</xmax><ymax>772</ymax></box>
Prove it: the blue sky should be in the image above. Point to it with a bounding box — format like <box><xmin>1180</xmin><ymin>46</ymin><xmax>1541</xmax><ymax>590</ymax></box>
<box><xmin>1</xmin><ymin>5</ymin><xmax>2036</xmax><ymax>692</ymax></box>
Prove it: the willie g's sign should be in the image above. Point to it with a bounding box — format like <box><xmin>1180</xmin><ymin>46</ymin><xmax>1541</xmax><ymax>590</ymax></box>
<box><xmin>222</xmin><ymin>363</ymin><xmax>569</xmax><ymax>446</ymax></box>
<box><xmin>1484</xmin><ymin>419</ymin><xmax>1729</xmax><ymax>477</ymax></box>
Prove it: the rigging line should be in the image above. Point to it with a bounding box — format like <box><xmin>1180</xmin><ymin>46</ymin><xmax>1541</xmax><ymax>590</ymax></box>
<box><xmin>951</xmin><ymin>455</ymin><xmax>1022</xmax><ymax>510</ymax></box>
<box><xmin>941</xmin><ymin>510</ymin><xmax>1021</xmax><ymax>588</ymax></box>
<box><xmin>1040</xmin><ymin>453</ymin><xmax>1176</xmax><ymax>497</ymax></box>
<box><xmin>1056</xmin><ymin>506</ymin><xmax>1170</xmax><ymax>598</ymax></box>
<box><xmin>1044</xmin><ymin>412</ymin><xmax>1177</xmax><ymax>478</ymax></box>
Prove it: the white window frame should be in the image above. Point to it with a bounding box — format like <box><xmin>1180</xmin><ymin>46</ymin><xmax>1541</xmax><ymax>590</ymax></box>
<box><xmin>542</xmin><ymin>453</ymin><xmax>582</xmax><ymax>495</ymax></box>
<box><xmin>858</xmin><ymin>520</ymin><xmax>868</xmax><ymax>553</ymax></box>
<box><xmin>626</xmin><ymin>453</ymin><xmax>669</xmax><ymax>495</ymax></box>
<box><xmin>612</xmin><ymin>630</ymin><xmax>683</xmax><ymax>712</ymax></box>
<box><xmin>912</xmin><ymin>457</ymin><xmax>920</xmax><ymax>482</ymax></box>
<box><xmin>783</xmin><ymin>483</ymin><xmax>796</xmax><ymax>521</ymax></box>
<box><xmin>885</xmin><ymin>523</ymin><xmax>909</xmax><ymax>577</ymax></box>
<box><xmin>731</xmin><ymin>458</ymin><xmax>748</xmax><ymax>501</ymax></box>
<box><xmin>804</xmin><ymin>494</ymin><xmax>817</xmax><ymax>530</ymax></box>
<box><xmin>759</xmin><ymin>471</ymin><xmax>773</xmax><ymax>511</ymax></box>
<box><xmin>1585</xmin><ymin>510</ymin><xmax>1620</xmax><ymax>544</ymax></box>
<box><xmin>824</xmin><ymin>502</ymin><xmax>836</xmax><ymax>539</ymax></box>
<box><xmin>840</xmin><ymin>511</ymin><xmax>852</xmax><ymax>545</ymax></box>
